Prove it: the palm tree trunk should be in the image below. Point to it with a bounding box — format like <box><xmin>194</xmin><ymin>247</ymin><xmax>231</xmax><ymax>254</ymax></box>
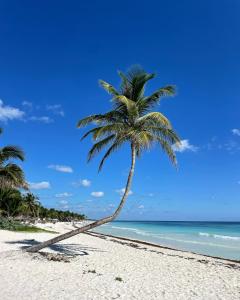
<box><xmin>26</xmin><ymin>144</ymin><xmax>136</xmax><ymax>253</ymax></box>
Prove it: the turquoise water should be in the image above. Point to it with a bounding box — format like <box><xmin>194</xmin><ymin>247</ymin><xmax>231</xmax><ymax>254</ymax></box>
<box><xmin>93</xmin><ymin>221</ymin><xmax>240</xmax><ymax>260</ymax></box>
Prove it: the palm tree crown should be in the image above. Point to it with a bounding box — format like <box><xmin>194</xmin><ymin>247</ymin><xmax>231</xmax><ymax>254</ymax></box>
<box><xmin>77</xmin><ymin>66</ymin><xmax>180</xmax><ymax>170</ymax></box>
<box><xmin>0</xmin><ymin>129</ymin><xmax>27</xmax><ymax>189</ymax></box>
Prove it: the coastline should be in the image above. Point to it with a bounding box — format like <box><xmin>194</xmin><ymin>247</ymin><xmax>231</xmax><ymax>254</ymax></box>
<box><xmin>0</xmin><ymin>222</ymin><xmax>240</xmax><ymax>299</ymax></box>
<box><xmin>87</xmin><ymin>231</ymin><xmax>240</xmax><ymax>265</ymax></box>
<box><xmin>91</xmin><ymin>220</ymin><xmax>240</xmax><ymax>261</ymax></box>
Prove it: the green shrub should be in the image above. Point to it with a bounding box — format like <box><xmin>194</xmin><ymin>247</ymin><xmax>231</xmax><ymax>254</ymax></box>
<box><xmin>0</xmin><ymin>217</ymin><xmax>56</xmax><ymax>233</ymax></box>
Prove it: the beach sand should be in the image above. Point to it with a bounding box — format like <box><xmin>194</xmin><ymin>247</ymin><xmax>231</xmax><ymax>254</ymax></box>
<box><xmin>0</xmin><ymin>222</ymin><xmax>239</xmax><ymax>300</ymax></box>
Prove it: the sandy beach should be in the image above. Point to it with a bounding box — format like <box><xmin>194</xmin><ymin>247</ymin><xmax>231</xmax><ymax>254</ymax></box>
<box><xmin>0</xmin><ymin>222</ymin><xmax>239</xmax><ymax>300</ymax></box>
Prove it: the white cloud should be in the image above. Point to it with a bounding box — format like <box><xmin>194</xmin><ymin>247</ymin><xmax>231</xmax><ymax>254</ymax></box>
<box><xmin>172</xmin><ymin>139</ymin><xmax>198</xmax><ymax>152</ymax></box>
<box><xmin>29</xmin><ymin>116</ymin><xmax>53</xmax><ymax>123</ymax></box>
<box><xmin>59</xmin><ymin>199</ymin><xmax>68</xmax><ymax>205</ymax></box>
<box><xmin>138</xmin><ymin>205</ymin><xmax>144</xmax><ymax>209</ymax></box>
<box><xmin>81</xmin><ymin>179</ymin><xmax>91</xmax><ymax>187</ymax></box>
<box><xmin>48</xmin><ymin>164</ymin><xmax>73</xmax><ymax>173</ymax></box>
<box><xmin>22</xmin><ymin>101</ymin><xmax>33</xmax><ymax>108</ymax></box>
<box><xmin>46</xmin><ymin>104</ymin><xmax>64</xmax><ymax>117</ymax></box>
<box><xmin>29</xmin><ymin>181</ymin><xmax>51</xmax><ymax>190</ymax></box>
<box><xmin>232</xmin><ymin>129</ymin><xmax>240</xmax><ymax>137</ymax></box>
<box><xmin>0</xmin><ymin>100</ymin><xmax>25</xmax><ymax>122</ymax></box>
<box><xmin>91</xmin><ymin>191</ymin><xmax>104</xmax><ymax>197</ymax></box>
<box><xmin>55</xmin><ymin>192</ymin><xmax>73</xmax><ymax>198</ymax></box>
<box><xmin>116</xmin><ymin>188</ymin><xmax>133</xmax><ymax>196</ymax></box>
<box><xmin>72</xmin><ymin>179</ymin><xmax>91</xmax><ymax>187</ymax></box>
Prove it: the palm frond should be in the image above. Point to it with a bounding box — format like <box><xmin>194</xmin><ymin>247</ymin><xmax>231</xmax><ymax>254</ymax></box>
<box><xmin>113</xmin><ymin>95</ymin><xmax>138</xmax><ymax>119</ymax></box>
<box><xmin>119</xmin><ymin>66</ymin><xmax>155</xmax><ymax>101</ymax></box>
<box><xmin>77</xmin><ymin>115</ymin><xmax>104</xmax><ymax>128</ymax></box>
<box><xmin>137</xmin><ymin>112</ymin><xmax>171</xmax><ymax>128</ymax></box>
<box><xmin>81</xmin><ymin>127</ymin><xmax>102</xmax><ymax>141</ymax></box>
<box><xmin>0</xmin><ymin>146</ymin><xmax>25</xmax><ymax>162</ymax></box>
<box><xmin>138</xmin><ymin>85</ymin><xmax>175</xmax><ymax>113</ymax></box>
<box><xmin>0</xmin><ymin>163</ymin><xmax>26</xmax><ymax>189</ymax></box>
<box><xmin>155</xmin><ymin>137</ymin><xmax>177</xmax><ymax>166</ymax></box>
<box><xmin>131</xmin><ymin>72</ymin><xmax>155</xmax><ymax>101</ymax></box>
<box><xmin>92</xmin><ymin>124</ymin><xmax>125</xmax><ymax>140</ymax></box>
<box><xmin>98</xmin><ymin>140</ymin><xmax>125</xmax><ymax>172</ymax></box>
<box><xmin>99</xmin><ymin>80</ymin><xmax>119</xmax><ymax>97</ymax></box>
<box><xmin>135</xmin><ymin>131</ymin><xmax>154</xmax><ymax>149</ymax></box>
<box><xmin>148</xmin><ymin>126</ymin><xmax>180</xmax><ymax>144</ymax></box>
<box><xmin>87</xmin><ymin>135</ymin><xmax>115</xmax><ymax>162</ymax></box>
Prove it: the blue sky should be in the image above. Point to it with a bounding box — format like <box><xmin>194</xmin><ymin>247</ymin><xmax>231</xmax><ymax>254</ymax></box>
<box><xmin>0</xmin><ymin>0</ymin><xmax>239</xmax><ymax>221</ymax></box>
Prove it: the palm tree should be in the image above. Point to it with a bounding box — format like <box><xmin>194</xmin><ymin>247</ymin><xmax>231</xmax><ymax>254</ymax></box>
<box><xmin>26</xmin><ymin>66</ymin><xmax>180</xmax><ymax>253</ymax></box>
<box><xmin>0</xmin><ymin>188</ymin><xmax>23</xmax><ymax>218</ymax></box>
<box><xmin>21</xmin><ymin>193</ymin><xmax>40</xmax><ymax>219</ymax></box>
<box><xmin>0</xmin><ymin>129</ymin><xmax>27</xmax><ymax>189</ymax></box>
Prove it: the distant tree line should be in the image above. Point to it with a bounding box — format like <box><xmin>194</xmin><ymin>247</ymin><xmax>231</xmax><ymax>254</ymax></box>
<box><xmin>0</xmin><ymin>128</ymin><xmax>86</xmax><ymax>223</ymax></box>
<box><xmin>0</xmin><ymin>189</ymin><xmax>86</xmax><ymax>221</ymax></box>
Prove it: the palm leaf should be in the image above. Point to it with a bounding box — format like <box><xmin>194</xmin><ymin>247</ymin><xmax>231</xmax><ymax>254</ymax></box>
<box><xmin>138</xmin><ymin>85</ymin><xmax>175</xmax><ymax>113</ymax></box>
<box><xmin>98</xmin><ymin>140</ymin><xmax>125</xmax><ymax>172</ymax></box>
<box><xmin>88</xmin><ymin>135</ymin><xmax>115</xmax><ymax>162</ymax></box>
<box><xmin>99</xmin><ymin>80</ymin><xmax>119</xmax><ymax>97</ymax></box>
<box><xmin>137</xmin><ymin>112</ymin><xmax>171</xmax><ymax>128</ymax></box>
<box><xmin>0</xmin><ymin>146</ymin><xmax>25</xmax><ymax>162</ymax></box>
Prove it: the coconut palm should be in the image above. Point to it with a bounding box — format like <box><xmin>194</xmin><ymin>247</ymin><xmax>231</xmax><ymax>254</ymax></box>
<box><xmin>0</xmin><ymin>188</ymin><xmax>23</xmax><ymax>218</ymax></box>
<box><xmin>21</xmin><ymin>193</ymin><xmax>40</xmax><ymax>218</ymax></box>
<box><xmin>27</xmin><ymin>66</ymin><xmax>180</xmax><ymax>253</ymax></box>
<box><xmin>0</xmin><ymin>129</ymin><xmax>27</xmax><ymax>189</ymax></box>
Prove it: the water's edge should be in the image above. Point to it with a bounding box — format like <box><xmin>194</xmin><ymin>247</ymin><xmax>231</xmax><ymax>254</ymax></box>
<box><xmin>89</xmin><ymin>221</ymin><xmax>240</xmax><ymax>260</ymax></box>
<box><xmin>86</xmin><ymin>231</ymin><xmax>240</xmax><ymax>265</ymax></box>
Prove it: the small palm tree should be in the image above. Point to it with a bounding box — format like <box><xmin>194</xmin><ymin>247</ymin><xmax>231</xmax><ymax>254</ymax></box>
<box><xmin>21</xmin><ymin>193</ymin><xmax>40</xmax><ymax>219</ymax></box>
<box><xmin>0</xmin><ymin>129</ymin><xmax>27</xmax><ymax>189</ymax></box>
<box><xmin>27</xmin><ymin>66</ymin><xmax>180</xmax><ymax>253</ymax></box>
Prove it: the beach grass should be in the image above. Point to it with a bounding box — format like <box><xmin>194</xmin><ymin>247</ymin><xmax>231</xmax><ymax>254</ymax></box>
<box><xmin>0</xmin><ymin>218</ymin><xmax>57</xmax><ymax>233</ymax></box>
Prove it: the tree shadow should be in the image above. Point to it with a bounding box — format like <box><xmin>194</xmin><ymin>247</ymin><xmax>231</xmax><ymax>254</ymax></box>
<box><xmin>5</xmin><ymin>239</ymin><xmax>105</xmax><ymax>256</ymax></box>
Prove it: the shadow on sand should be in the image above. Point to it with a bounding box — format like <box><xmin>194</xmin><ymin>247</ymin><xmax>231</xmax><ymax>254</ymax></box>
<box><xmin>5</xmin><ymin>239</ymin><xmax>105</xmax><ymax>256</ymax></box>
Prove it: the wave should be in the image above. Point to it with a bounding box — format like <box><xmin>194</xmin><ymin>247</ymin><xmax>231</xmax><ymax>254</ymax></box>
<box><xmin>199</xmin><ymin>232</ymin><xmax>240</xmax><ymax>241</ymax></box>
<box><xmin>110</xmin><ymin>226</ymin><xmax>152</xmax><ymax>236</ymax></box>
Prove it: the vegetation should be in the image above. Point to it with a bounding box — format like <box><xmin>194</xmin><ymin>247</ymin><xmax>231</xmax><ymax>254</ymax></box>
<box><xmin>0</xmin><ymin>128</ymin><xmax>27</xmax><ymax>189</ymax></box>
<box><xmin>0</xmin><ymin>189</ymin><xmax>86</xmax><ymax>222</ymax></box>
<box><xmin>0</xmin><ymin>128</ymin><xmax>86</xmax><ymax>229</ymax></box>
<box><xmin>0</xmin><ymin>217</ymin><xmax>56</xmax><ymax>232</ymax></box>
<box><xmin>27</xmin><ymin>66</ymin><xmax>180</xmax><ymax>253</ymax></box>
<box><xmin>38</xmin><ymin>206</ymin><xmax>86</xmax><ymax>222</ymax></box>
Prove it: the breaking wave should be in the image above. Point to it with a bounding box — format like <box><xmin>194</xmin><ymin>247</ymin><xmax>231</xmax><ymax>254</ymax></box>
<box><xmin>199</xmin><ymin>232</ymin><xmax>240</xmax><ymax>241</ymax></box>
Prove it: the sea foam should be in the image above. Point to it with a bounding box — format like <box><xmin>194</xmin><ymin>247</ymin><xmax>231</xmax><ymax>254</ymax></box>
<box><xmin>199</xmin><ymin>232</ymin><xmax>240</xmax><ymax>240</ymax></box>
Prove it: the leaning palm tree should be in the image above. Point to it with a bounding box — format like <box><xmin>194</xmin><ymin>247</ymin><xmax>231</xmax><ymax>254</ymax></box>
<box><xmin>27</xmin><ymin>66</ymin><xmax>180</xmax><ymax>253</ymax></box>
<box><xmin>0</xmin><ymin>129</ymin><xmax>27</xmax><ymax>189</ymax></box>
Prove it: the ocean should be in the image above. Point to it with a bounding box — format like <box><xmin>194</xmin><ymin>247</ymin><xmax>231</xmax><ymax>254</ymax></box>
<box><xmin>93</xmin><ymin>221</ymin><xmax>240</xmax><ymax>260</ymax></box>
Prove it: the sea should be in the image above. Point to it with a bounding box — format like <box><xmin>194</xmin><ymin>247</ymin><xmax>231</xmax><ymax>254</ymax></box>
<box><xmin>93</xmin><ymin>221</ymin><xmax>240</xmax><ymax>260</ymax></box>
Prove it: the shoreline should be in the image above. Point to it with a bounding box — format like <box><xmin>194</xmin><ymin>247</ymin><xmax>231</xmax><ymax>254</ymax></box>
<box><xmin>0</xmin><ymin>222</ymin><xmax>240</xmax><ymax>299</ymax></box>
<box><xmin>88</xmin><ymin>230</ymin><xmax>240</xmax><ymax>265</ymax></box>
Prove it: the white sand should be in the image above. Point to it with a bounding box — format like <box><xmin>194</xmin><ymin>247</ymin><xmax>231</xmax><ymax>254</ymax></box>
<box><xmin>0</xmin><ymin>222</ymin><xmax>239</xmax><ymax>300</ymax></box>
